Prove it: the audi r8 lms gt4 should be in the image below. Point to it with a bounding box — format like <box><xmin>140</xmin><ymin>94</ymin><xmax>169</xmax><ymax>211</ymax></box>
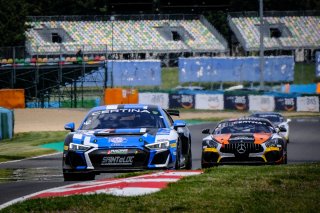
<box><xmin>250</xmin><ymin>112</ymin><xmax>291</xmax><ymax>143</ymax></box>
<box><xmin>201</xmin><ymin>117</ymin><xmax>287</xmax><ymax>168</ymax></box>
<box><xmin>63</xmin><ymin>104</ymin><xmax>192</xmax><ymax>181</ymax></box>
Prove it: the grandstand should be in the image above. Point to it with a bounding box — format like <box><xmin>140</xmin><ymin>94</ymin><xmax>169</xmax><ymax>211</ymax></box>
<box><xmin>228</xmin><ymin>11</ymin><xmax>320</xmax><ymax>59</ymax></box>
<box><xmin>1</xmin><ymin>11</ymin><xmax>320</xmax><ymax>108</ymax></box>
<box><xmin>25</xmin><ymin>14</ymin><xmax>228</xmax><ymax>56</ymax></box>
<box><xmin>0</xmin><ymin>14</ymin><xmax>228</xmax><ymax>107</ymax></box>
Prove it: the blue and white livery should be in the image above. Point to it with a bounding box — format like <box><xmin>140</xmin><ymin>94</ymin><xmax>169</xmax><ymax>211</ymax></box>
<box><xmin>62</xmin><ymin>104</ymin><xmax>192</xmax><ymax>181</ymax></box>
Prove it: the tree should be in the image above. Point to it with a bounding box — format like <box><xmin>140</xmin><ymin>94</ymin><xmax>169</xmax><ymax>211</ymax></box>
<box><xmin>0</xmin><ymin>0</ymin><xmax>29</xmax><ymax>46</ymax></box>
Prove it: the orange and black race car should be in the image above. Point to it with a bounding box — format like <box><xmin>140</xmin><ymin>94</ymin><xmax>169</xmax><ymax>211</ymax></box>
<box><xmin>201</xmin><ymin>117</ymin><xmax>287</xmax><ymax>168</ymax></box>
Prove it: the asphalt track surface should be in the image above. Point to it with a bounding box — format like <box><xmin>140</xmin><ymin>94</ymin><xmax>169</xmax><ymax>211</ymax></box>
<box><xmin>0</xmin><ymin>117</ymin><xmax>319</xmax><ymax>206</ymax></box>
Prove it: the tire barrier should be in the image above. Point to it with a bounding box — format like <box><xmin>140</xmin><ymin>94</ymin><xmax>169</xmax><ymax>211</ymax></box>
<box><xmin>0</xmin><ymin>107</ymin><xmax>14</xmax><ymax>140</ymax></box>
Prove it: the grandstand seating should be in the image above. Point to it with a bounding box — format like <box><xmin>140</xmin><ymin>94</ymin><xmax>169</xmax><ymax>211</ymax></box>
<box><xmin>229</xmin><ymin>14</ymin><xmax>320</xmax><ymax>51</ymax></box>
<box><xmin>24</xmin><ymin>16</ymin><xmax>228</xmax><ymax>56</ymax></box>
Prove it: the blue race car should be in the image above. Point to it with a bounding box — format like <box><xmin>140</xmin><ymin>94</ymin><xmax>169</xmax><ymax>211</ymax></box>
<box><xmin>63</xmin><ymin>104</ymin><xmax>192</xmax><ymax>181</ymax></box>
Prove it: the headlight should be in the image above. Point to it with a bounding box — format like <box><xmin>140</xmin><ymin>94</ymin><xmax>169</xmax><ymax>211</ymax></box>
<box><xmin>69</xmin><ymin>143</ymin><xmax>91</xmax><ymax>152</ymax></box>
<box><xmin>145</xmin><ymin>141</ymin><xmax>170</xmax><ymax>150</ymax></box>
<box><xmin>265</xmin><ymin>139</ymin><xmax>282</xmax><ymax>148</ymax></box>
<box><xmin>203</xmin><ymin>139</ymin><xmax>219</xmax><ymax>148</ymax></box>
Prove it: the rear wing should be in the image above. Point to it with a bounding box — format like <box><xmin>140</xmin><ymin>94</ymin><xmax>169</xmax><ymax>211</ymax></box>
<box><xmin>166</xmin><ymin>109</ymin><xmax>180</xmax><ymax>117</ymax></box>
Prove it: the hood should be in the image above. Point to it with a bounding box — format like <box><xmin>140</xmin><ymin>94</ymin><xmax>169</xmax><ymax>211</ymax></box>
<box><xmin>213</xmin><ymin>133</ymin><xmax>271</xmax><ymax>145</ymax></box>
<box><xmin>71</xmin><ymin>128</ymin><xmax>171</xmax><ymax>148</ymax></box>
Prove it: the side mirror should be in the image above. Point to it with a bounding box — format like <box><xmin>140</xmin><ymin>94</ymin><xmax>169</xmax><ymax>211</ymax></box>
<box><xmin>287</xmin><ymin>118</ymin><xmax>292</xmax><ymax>123</ymax></box>
<box><xmin>173</xmin><ymin>120</ymin><xmax>186</xmax><ymax>130</ymax></box>
<box><xmin>167</xmin><ymin>109</ymin><xmax>180</xmax><ymax>117</ymax></box>
<box><xmin>202</xmin><ymin>128</ymin><xmax>210</xmax><ymax>134</ymax></box>
<box><xmin>64</xmin><ymin>122</ymin><xmax>75</xmax><ymax>132</ymax></box>
<box><xmin>278</xmin><ymin>126</ymin><xmax>287</xmax><ymax>132</ymax></box>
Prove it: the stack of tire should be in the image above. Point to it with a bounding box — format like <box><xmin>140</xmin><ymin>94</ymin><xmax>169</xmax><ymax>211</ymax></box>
<box><xmin>0</xmin><ymin>107</ymin><xmax>14</xmax><ymax>140</ymax></box>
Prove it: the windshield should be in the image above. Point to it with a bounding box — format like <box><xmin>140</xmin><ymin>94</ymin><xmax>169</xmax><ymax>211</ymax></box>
<box><xmin>80</xmin><ymin>108</ymin><xmax>166</xmax><ymax>130</ymax></box>
<box><xmin>254</xmin><ymin>114</ymin><xmax>283</xmax><ymax>123</ymax></box>
<box><xmin>214</xmin><ymin>120</ymin><xmax>274</xmax><ymax>134</ymax></box>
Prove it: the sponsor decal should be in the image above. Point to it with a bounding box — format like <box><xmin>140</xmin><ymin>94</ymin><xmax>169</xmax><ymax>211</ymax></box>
<box><xmin>109</xmin><ymin>137</ymin><xmax>128</xmax><ymax>143</ymax></box>
<box><xmin>306</xmin><ymin>97</ymin><xmax>317</xmax><ymax>111</ymax></box>
<box><xmin>169</xmin><ymin>94</ymin><xmax>195</xmax><ymax>109</ymax></box>
<box><xmin>101</xmin><ymin>156</ymin><xmax>134</xmax><ymax>166</ymax></box>
<box><xmin>107</xmin><ymin>149</ymin><xmax>129</xmax><ymax>155</ymax></box>
<box><xmin>234</xmin><ymin>96</ymin><xmax>247</xmax><ymax>110</ymax></box>
<box><xmin>229</xmin><ymin>136</ymin><xmax>254</xmax><ymax>141</ymax></box>
<box><xmin>170</xmin><ymin>143</ymin><xmax>176</xmax><ymax>148</ymax></box>
<box><xmin>224</xmin><ymin>95</ymin><xmax>248</xmax><ymax>111</ymax></box>
<box><xmin>96</xmin><ymin>109</ymin><xmax>151</xmax><ymax>115</ymax></box>
<box><xmin>73</xmin><ymin>134</ymin><xmax>83</xmax><ymax>140</ymax></box>
<box><xmin>181</xmin><ymin>95</ymin><xmax>194</xmax><ymax>109</ymax></box>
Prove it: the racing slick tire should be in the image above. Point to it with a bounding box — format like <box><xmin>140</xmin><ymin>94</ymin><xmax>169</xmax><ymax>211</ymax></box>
<box><xmin>175</xmin><ymin>140</ymin><xmax>181</xmax><ymax>169</ymax></box>
<box><xmin>283</xmin><ymin>153</ymin><xmax>288</xmax><ymax>164</ymax></box>
<box><xmin>63</xmin><ymin>172</ymin><xmax>95</xmax><ymax>181</ymax></box>
<box><xmin>185</xmin><ymin>143</ymin><xmax>192</xmax><ymax>170</ymax></box>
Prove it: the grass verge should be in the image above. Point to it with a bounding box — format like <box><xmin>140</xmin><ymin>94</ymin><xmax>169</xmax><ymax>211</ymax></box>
<box><xmin>2</xmin><ymin>163</ymin><xmax>320</xmax><ymax>212</ymax></box>
<box><xmin>0</xmin><ymin>131</ymin><xmax>67</xmax><ymax>163</ymax></box>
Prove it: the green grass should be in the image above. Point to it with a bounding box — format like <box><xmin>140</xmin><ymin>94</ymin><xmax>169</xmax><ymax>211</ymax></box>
<box><xmin>294</xmin><ymin>63</ymin><xmax>318</xmax><ymax>84</ymax></box>
<box><xmin>161</xmin><ymin>67</ymin><xmax>179</xmax><ymax>90</ymax></box>
<box><xmin>0</xmin><ymin>131</ymin><xmax>67</xmax><ymax>163</ymax></box>
<box><xmin>2</xmin><ymin>163</ymin><xmax>320</xmax><ymax>212</ymax></box>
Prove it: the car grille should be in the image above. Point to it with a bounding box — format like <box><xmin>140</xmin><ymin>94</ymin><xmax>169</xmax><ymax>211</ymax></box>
<box><xmin>220</xmin><ymin>143</ymin><xmax>263</xmax><ymax>153</ymax></box>
<box><xmin>89</xmin><ymin>148</ymin><xmax>149</xmax><ymax>170</ymax></box>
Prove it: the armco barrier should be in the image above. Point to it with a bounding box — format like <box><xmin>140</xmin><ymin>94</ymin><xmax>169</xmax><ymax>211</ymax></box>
<box><xmin>0</xmin><ymin>107</ymin><xmax>14</xmax><ymax>140</ymax></box>
<box><xmin>297</xmin><ymin>96</ymin><xmax>320</xmax><ymax>112</ymax></box>
<box><xmin>138</xmin><ymin>93</ymin><xmax>169</xmax><ymax>109</ymax></box>
<box><xmin>195</xmin><ymin>94</ymin><xmax>224</xmax><ymax>110</ymax></box>
<box><xmin>248</xmin><ymin>95</ymin><xmax>275</xmax><ymax>112</ymax></box>
<box><xmin>0</xmin><ymin>89</ymin><xmax>25</xmax><ymax>109</ymax></box>
<box><xmin>138</xmin><ymin>92</ymin><xmax>320</xmax><ymax>112</ymax></box>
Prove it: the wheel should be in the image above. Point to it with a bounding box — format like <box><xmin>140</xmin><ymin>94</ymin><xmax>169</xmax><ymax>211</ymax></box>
<box><xmin>175</xmin><ymin>140</ymin><xmax>181</xmax><ymax>169</ymax></box>
<box><xmin>63</xmin><ymin>172</ymin><xmax>95</xmax><ymax>181</ymax></box>
<box><xmin>283</xmin><ymin>153</ymin><xmax>288</xmax><ymax>164</ymax></box>
<box><xmin>63</xmin><ymin>172</ymin><xmax>78</xmax><ymax>181</ymax></box>
<box><xmin>185</xmin><ymin>143</ymin><xmax>192</xmax><ymax>170</ymax></box>
<box><xmin>81</xmin><ymin>173</ymin><xmax>95</xmax><ymax>181</ymax></box>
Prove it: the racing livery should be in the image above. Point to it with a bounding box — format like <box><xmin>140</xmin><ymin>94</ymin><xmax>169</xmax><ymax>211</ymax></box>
<box><xmin>250</xmin><ymin>112</ymin><xmax>291</xmax><ymax>143</ymax></box>
<box><xmin>201</xmin><ymin>117</ymin><xmax>287</xmax><ymax>168</ymax></box>
<box><xmin>63</xmin><ymin>104</ymin><xmax>192</xmax><ymax>181</ymax></box>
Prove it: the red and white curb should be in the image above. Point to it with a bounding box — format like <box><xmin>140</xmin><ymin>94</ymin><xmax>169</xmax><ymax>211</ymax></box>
<box><xmin>0</xmin><ymin>170</ymin><xmax>202</xmax><ymax>210</ymax></box>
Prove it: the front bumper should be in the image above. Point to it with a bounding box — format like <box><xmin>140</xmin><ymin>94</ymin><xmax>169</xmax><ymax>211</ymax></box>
<box><xmin>63</xmin><ymin>147</ymin><xmax>174</xmax><ymax>173</ymax></box>
<box><xmin>202</xmin><ymin>143</ymin><xmax>285</xmax><ymax>165</ymax></box>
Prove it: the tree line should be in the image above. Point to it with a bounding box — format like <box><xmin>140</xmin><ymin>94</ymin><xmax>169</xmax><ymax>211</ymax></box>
<box><xmin>0</xmin><ymin>0</ymin><xmax>319</xmax><ymax>47</ymax></box>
